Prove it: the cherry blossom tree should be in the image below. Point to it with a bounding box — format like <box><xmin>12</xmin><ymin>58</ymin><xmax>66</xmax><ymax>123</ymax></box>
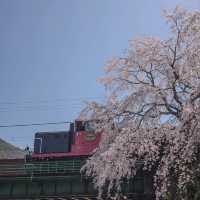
<box><xmin>81</xmin><ymin>6</ymin><xmax>200</xmax><ymax>200</ymax></box>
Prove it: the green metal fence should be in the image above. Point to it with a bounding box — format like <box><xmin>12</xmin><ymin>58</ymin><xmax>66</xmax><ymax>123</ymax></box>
<box><xmin>25</xmin><ymin>159</ymin><xmax>83</xmax><ymax>175</ymax></box>
<box><xmin>0</xmin><ymin>159</ymin><xmax>83</xmax><ymax>176</ymax></box>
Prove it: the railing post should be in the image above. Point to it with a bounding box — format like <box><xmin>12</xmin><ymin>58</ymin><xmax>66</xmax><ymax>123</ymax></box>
<box><xmin>73</xmin><ymin>159</ymin><xmax>75</xmax><ymax>171</ymax></box>
<box><xmin>48</xmin><ymin>162</ymin><xmax>49</xmax><ymax>174</ymax></box>
<box><xmin>40</xmin><ymin>163</ymin><xmax>42</xmax><ymax>175</ymax></box>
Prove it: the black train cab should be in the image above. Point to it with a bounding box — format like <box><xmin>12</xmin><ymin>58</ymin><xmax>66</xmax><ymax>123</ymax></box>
<box><xmin>34</xmin><ymin>131</ymin><xmax>71</xmax><ymax>154</ymax></box>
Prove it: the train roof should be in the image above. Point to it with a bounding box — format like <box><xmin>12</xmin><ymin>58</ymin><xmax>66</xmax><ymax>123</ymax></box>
<box><xmin>35</xmin><ymin>131</ymin><xmax>69</xmax><ymax>136</ymax></box>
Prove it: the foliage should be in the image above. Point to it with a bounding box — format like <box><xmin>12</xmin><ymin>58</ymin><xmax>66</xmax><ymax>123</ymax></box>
<box><xmin>81</xmin><ymin>6</ymin><xmax>200</xmax><ymax>200</ymax></box>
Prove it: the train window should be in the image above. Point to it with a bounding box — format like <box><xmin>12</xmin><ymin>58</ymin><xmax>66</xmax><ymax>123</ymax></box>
<box><xmin>75</xmin><ymin>121</ymin><xmax>85</xmax><ymax>131</ymax></box>
<box><xmin>75</xmin><ymin>120</ymin><xmax>95</xmax><ymax>132</ymax></box>
<box><xmin>84</xmin><ymin>121</ymin><xmax>95</xmax><ymax>132</ymax></box>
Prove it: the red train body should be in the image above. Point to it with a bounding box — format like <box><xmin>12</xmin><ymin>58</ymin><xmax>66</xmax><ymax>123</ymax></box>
<box><xmin>32</xmin><ymin>120</ymin><xmax>101</xmax><ymax>160</ymax></box>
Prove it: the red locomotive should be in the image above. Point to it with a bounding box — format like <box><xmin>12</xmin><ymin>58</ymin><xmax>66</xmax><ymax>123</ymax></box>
<box><xmin>32</xmin><ymin>120</ymin><xmax>101</xmax><ymax>160</ymax></box>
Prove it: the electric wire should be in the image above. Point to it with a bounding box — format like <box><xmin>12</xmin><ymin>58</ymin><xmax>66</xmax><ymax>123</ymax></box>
<box><xmin>0</xmin><ymin>106</ymin><xmax>83</xmax><ymax>113</ymax></box>
<box><xmin>0</xmin><ymin>97</ymin><xmax>104</xmax><ymax>113</ymax></box>
<box><xmin>0</xmin><ymin>96</ymin><xmax>104</xmax><ymax>105</ymax></box>
<box><xmin>0</xmin><ymin>121</ymin><xmax>71</xmax><ymax>128</ymax></box>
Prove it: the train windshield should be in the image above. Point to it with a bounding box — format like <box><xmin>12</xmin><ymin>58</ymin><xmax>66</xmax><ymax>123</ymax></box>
<box><xmin>84</xmin><ymin>121</ymin><xmax>95</xmax><ymax>132</ymax></box>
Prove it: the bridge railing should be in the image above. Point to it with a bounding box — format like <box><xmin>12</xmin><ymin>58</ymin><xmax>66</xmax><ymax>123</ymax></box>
<box><xmin>0</xmin><ymin>159</ymin><xmax>83</xmax><ymax>176</ymax></box>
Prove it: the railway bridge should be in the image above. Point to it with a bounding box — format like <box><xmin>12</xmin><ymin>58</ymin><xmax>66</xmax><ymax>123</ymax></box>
<box><xmin>0</xmin><ymin>158</ymin><xmax>153</xmax><ymax>200</ymax></box>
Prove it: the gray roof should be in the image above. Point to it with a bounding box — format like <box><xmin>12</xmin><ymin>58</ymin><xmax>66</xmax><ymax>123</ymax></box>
<box><xmin>0</xmin><ymin>138</ymin><xmax>25</xmax><ymax>159</ymax></box>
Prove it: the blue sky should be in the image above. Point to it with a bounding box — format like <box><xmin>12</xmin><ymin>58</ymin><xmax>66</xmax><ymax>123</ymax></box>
<box><xmin>0</xmin><ymin>0</ymin><xmax>199</xmax><ymax>148</ymax></box>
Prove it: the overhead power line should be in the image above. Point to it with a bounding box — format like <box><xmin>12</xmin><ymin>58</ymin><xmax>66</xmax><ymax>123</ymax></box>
<box><xmin>0</xmin><ymin>121</ymin><xmax>71</xmax><ymax>128</ymax></box>
<box><xmin>0</xmin><ymin>97</ymin><xmax>104</xmax><ymax>105</ymax></box>
<box><xmin>0</xmin><ymin>105</ymin><xmax>83</xmax><ymax>113</ymax></box>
